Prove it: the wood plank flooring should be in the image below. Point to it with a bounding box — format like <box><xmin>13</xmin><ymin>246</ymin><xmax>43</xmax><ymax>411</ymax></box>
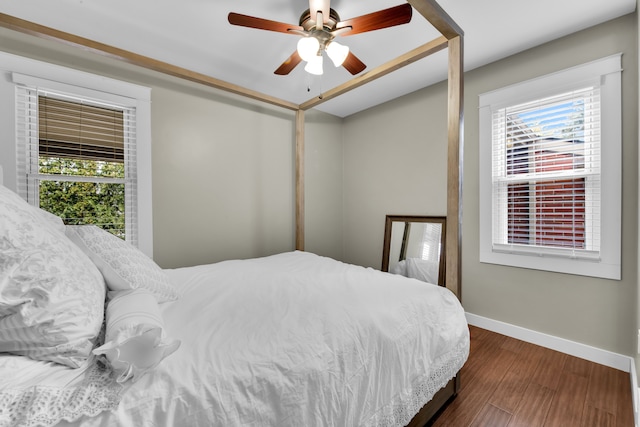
<box><xmin>431</xmin><ymin>326</ymin><xmax>635</xmax><ymax>427</ymax></box>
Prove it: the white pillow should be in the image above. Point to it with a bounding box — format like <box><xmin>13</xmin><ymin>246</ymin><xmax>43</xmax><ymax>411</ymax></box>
<box><xmin>405</xmin><ymin>257</ymin><xmax>439</xmax><ymax>285</ymax></box>
<box><xmin>66</xmin><ymin>225</ymin><xmax>179</xmax><ymax>303</ymax></box>
<box><xmin>0</xmin><ymin>185</ymin><xmax>106</xmax><ymax>368</ymax></box>
<box><xmin>93</xmin><ymin>289</ymin><xmax>180</xmax><ymax>383</ymax></box>
<box><xmin>37</xmin><ymin>208</ymin><xmax>66</xmax><ymax>233</ymax></box>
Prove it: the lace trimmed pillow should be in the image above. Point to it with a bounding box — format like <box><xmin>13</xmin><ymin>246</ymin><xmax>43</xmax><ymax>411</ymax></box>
<box><xmin>0</xmin><ymin>185</ymin><xmax>106</xmax><ymax>368</ymax></box>
<box><xmin>93</xmin><ymin>289</ymin><xmax>181</xmax><ymax>383</ymax></box>
<box><xmin>66</xmin><ymin>225</ymin><xmax>179</xmax><ymax>303</ymax></box>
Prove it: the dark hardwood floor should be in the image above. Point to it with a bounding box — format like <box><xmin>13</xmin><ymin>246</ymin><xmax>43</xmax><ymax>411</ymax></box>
<box><xmin>431</xmin><ymin>326</ymin><xmax>635</xmax><ymax>427</ymax></box>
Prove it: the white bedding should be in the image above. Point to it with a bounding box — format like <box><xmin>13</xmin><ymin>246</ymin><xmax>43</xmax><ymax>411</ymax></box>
<box><xmin>2</xmin><ymin>251</ymin><xmax>469</xmax><ymax>427</ymax></box>
<box><xmin>390</xmin><ymin>258</ymin><xmax>439</xmax><ymax>284</ymax></box>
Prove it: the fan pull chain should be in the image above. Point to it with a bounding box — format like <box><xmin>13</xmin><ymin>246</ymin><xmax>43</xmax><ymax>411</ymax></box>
<box><xmin>305</xmin><ymin>73</ymin><xmax>323</xmax><ymax>99</ymax></box>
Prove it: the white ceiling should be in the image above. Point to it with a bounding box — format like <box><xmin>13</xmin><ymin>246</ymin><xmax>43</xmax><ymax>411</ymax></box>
<box><xmin>0</xmin><ymin>0</ymin><xmax>636</xmax><ymax>117</ymax></box>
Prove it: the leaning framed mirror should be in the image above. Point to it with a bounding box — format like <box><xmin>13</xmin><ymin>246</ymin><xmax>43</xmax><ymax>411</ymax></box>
<box><xmin>381</xmin><ymin>215</ymin><xmax>447</xmax><ymax>286</ymax></box>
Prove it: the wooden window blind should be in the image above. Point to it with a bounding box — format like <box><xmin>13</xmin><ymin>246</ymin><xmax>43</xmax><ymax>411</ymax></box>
<box><xmin>38</xmin><ymin>96</ymin><xmax>125</xmax><ymax>162</ymax></box>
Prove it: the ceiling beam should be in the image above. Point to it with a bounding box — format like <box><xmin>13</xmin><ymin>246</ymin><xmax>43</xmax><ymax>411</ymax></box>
<box><xmin>299</xmin><ymin>35</ymin><xmax>448</xmax><ymax>110</ymax></box>
<box><xmin>407</xmin><ymin>0</ymin><xmax>464</xmax><ymax>39</ymax></box>
<box><xmin>0</xmin><ymin>13</ymin><xmax>300</xmax><ymax>112</ymax></box>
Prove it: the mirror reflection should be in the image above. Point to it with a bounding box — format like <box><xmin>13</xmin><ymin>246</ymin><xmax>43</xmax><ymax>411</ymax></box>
<box><xmin>381</xmin><ymin>215</ymin><xmax>446</xmax><ymax>286</ymax></box>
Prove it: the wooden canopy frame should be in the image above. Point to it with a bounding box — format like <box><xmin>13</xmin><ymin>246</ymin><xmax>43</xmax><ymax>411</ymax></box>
<box><xmin>0</xmin><ymin>0</ymin><xmax>463</xmax><ymax>297</ymax></box>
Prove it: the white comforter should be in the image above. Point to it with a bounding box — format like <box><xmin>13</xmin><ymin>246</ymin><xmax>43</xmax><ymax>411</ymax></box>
<box><xmin>9</xmin><ymin>251</ymin><xmax>469</xmax><ymax>427</ymax></box>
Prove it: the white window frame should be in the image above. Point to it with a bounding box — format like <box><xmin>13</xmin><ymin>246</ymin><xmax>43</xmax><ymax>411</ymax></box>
<box><xmin>479</xmin><ymin>54</ymin><xmax>622</xmax><ymax>280</ymax></box>
<box><xmin>0</xmin><ymin>51</ymin><xmax>154</xmax><ymax>257</ymax></box>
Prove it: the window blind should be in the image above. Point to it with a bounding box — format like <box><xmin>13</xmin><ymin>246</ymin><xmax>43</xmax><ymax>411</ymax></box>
<box><xmin>39</xmin><ymin>96</ymin><xmax>125</xmax><ymax>162</ymax></box>
<box><xmin>491</xmin><ymin>86</ymin><xmax>601</xmax><ymax>259</ymax></box>
<box><xmin>420</xmin><ymin>222</ymin><xmax>442</xmax><ymax>263</ymax></box>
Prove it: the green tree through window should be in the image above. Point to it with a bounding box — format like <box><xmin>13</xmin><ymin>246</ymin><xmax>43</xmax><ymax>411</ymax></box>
<box><xmin>38</xmin><ymin>157</ymin><xmax>126</xmax><ymax>239</ymax></box>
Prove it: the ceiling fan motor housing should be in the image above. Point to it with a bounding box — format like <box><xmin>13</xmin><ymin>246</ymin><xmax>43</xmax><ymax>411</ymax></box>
<box><xmin>299</xmin><ymin>7</ymin><xmax>341</xmax><ymax>33</ymax></box>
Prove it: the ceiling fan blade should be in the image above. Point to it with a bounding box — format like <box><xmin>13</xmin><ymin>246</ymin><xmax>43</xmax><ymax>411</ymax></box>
<box><xmin>336</xmin><ymin>3</ymin><xmax>412</xmax><ymax>36</ymax></box>
<box><xmin>309</xmin><ymin>0</ymin><xmax>331</xmax><ymax>24</ymax></box>
<box><xmin>342</xmin><ymin>51</ymin><xmax>366</xmax><ymax>75</ymax></box>
<box><xmin>228</xmin><ymin>12</ymin><xmax>303</xmax><ymax>34</ymax></box>
<box><xmin>274</xmin><ymin>51</ymin><xmax>303</xmax><ymax>75</ymax></box>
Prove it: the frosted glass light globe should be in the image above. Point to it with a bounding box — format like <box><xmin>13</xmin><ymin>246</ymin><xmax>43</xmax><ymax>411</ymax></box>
<box><xmin>297</xmin><ymin>37</ymin><xmax>320</xmax><ymax>62</ymax></box>
<box><xmin>304</xmin><ymin>54</ymin><xmax>324</xmax><ymax>75</ymax></box>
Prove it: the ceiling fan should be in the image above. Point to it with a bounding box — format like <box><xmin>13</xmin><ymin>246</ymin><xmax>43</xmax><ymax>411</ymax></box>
<box><xmin>228</xmin><ymin>1</ymin><xmax>413</xmax><ymax>76</ymax></box>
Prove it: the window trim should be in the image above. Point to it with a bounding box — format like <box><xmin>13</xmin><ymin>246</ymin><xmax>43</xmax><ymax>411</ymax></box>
<box><xmin>0</xmin><ymin>51</ymin><xmax>153</xmax><ymax>257</ymax></box>
<box><xmin>479</xmin><ymin>54</ymin><xmax>622</xmax><ymax>280</ymax></box>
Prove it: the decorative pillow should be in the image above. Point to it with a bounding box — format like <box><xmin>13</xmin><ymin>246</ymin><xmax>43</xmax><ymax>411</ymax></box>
<box><xmin>93</xmin><ymin>289</ymin><xmax>180</xmax><ymax>383</ymax></box>
<box><xmin>66</xmin><ymin>225</ymin><xmax>179</xmax><ymax>303</ymax></box>
<box><xmin>37</xmin><ymin>208</ymin><xmax>66</xmax><ymax>233</ymax></box>
<box><xmin>0</xmin><ymin>185</ymin><xmax>106</xmax><ymax>368</ymax></box>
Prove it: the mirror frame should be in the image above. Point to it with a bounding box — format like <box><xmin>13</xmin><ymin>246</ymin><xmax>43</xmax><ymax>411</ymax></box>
<box><xmin>381</xmin><ymin>215</ymin><xmax>447</xmax><ymax>286</ymax></box>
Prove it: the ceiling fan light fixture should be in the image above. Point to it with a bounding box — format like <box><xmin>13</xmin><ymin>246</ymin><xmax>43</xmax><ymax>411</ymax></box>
<box><xmin>297</xmin><ymin>37</ymin><xmax>320</xmax><ymax>62</ymax></box>
<box><xmin>304</xmin><ymin>54</ymin><xmax>324</xmax><ymax>75</ymax></box>
<box><xmin>325</xmin><ymin>41</ymin><xmax>349</xmax><ymax>67</ymax></box>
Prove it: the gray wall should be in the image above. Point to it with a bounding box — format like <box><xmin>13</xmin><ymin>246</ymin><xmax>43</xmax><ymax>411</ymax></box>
<box><xmin>150</xmin><ymin>84</ymin><xmax>296</xmax><ymax>267</ymax></box>
<box><xmin>342</xmin><ymin>13</ymin><xmax>638</xmax><ymax>357</ymax></box>
<box><xmin>304</xmin><ymin>110</ymin><xmax>344</xmax><ymax>259</ymax></box>
<box><xmin>463</xmin><ymin>14</ymin><xmax>637</xmax><ymax>357</ymax></box>
<box><xmin>342</xmin><ymin>83</ymin><xmax>449</xmax><ymax>269</ymax></box>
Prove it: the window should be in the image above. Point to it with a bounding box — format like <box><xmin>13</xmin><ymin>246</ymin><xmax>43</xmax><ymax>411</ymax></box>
<box><xmin>0</xmin><ymin>51</ymin><xmax>153</xmax><ymax>256</ymax></box>
<box><xmin>18</xmin><ymin>89</ymin><xmax>136</xmax><ymax>242</ymax></box>
<box><xmin>479</xmin><ymin>55</ymin><xmax>621</xmax><ymax>279</ymax></box>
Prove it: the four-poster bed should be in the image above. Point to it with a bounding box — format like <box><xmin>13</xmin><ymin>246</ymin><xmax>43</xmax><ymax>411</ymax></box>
<box><xmin>0</xmin><ymin>1</ymin><xmax>465</xmax><ymax>426</ymax></box>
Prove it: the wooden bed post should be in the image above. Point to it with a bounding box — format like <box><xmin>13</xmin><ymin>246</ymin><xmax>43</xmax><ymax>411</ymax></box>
<box><xmin>295</xmin><ymin>109</ymin><xmax>305</xmax><ymax>251</ymax></box>
<box><xmin>406</xmin><ymin>0</ymin><xmax>464</xmax><ymax>300</ymax></box>
<box><xmin>446</xmin><ymin>35</ymin><xmax>464</xmax><ymax>300</ymax></box>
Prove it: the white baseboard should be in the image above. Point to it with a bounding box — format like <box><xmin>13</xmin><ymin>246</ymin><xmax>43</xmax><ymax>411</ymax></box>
<box><xmin>465</xmin><ymin>312</ymin><xmax>632</xmax><ymax>372</ymax></box>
